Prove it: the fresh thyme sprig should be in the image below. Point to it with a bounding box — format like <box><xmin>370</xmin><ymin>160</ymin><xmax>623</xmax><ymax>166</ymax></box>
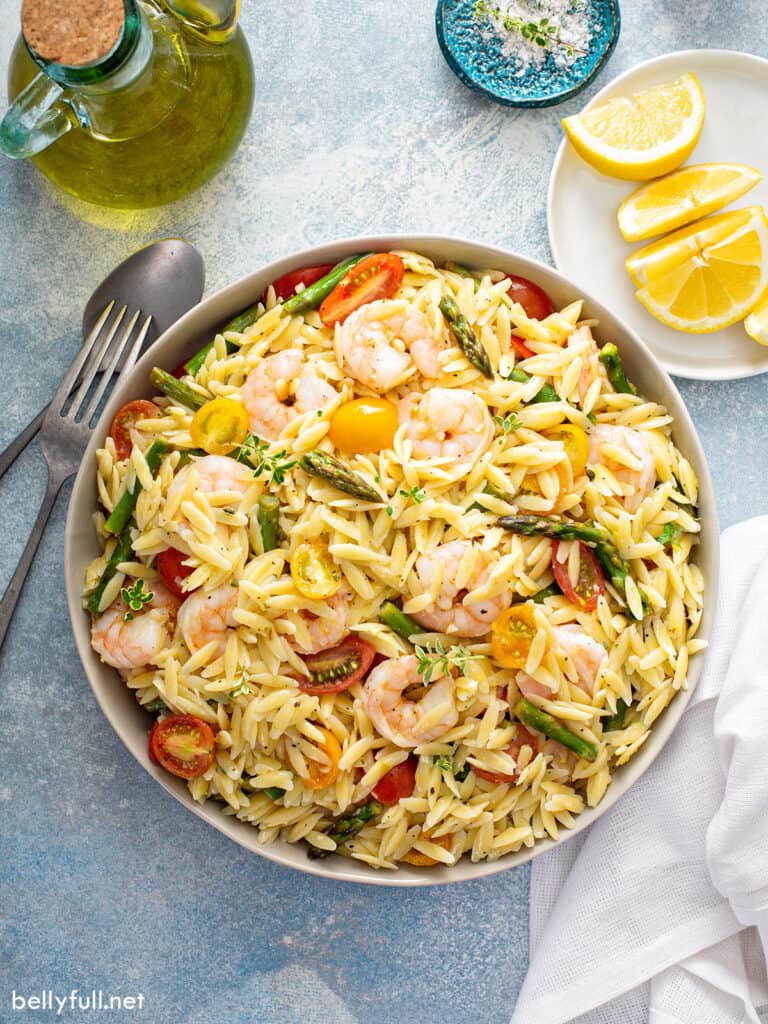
<box><xmin>414</xmin><ymin>640</ymin><xmax>480</xmax><ymax>685</ymax></box>
<box><xmin>474</xmin><ymin>0</ymin><xmax>586</xmax><ymax>58</ymax></box>
<box><xmin>120</xmin><ymin>579</ymin><xmax>154</xmax><ymax>620</ymax></box>
<box><xmin>235</xmin><ymin>433</ymin><xmax>297</xmax><ymax>486</ymax></box>
<box><xmin>399</xmin><ymin>485</ymin><xmax>426</xmax><ymax>504</ymax></box>
<box><xmin>494</xmin><ymin>412</ymin><xmax>522</xmax><ymax>435</ymax></box>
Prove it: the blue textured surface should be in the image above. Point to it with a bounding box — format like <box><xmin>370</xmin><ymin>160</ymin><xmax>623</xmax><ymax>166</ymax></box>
<box><xmin>1</xmin><ymin>2</ymin><xmax>767</xmax><ymax>1022</ymax></box>
<box><xmin>437</xmin><ymin>0</ymin><xmax>620</xmax><ymax>107</ymax></box>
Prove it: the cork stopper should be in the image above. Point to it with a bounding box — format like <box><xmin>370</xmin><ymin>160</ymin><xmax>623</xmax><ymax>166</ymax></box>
<box><xmin>21</xmin><ymin>0</ymin><xmax>125</xmax><ymax>67</ymax></box>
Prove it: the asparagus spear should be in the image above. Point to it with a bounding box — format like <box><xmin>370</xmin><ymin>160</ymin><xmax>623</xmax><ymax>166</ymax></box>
<box><xmin>263</xmin><ymin>786</ymin><xmax>286</xmax><ymax>800</ymax></box>
<box><xmin>257</xmin><ymin>494</ymin><xmax>280</xmax><ymax>552</ymax></box>
<box><xmin>531</xmin><ymin>581</ymin><xmax>562</xmax><ymax>604</ymax></box>
<box><xmin>105</xmin><ymin>440</ymin><xmax>169</xmax><ymax>535</ymax></box>
<box><xmin>599</xmin><ymin>343</ymin><xmax>637</xmax><ymax>396</ymax></box>
<box><xmin>307</xmin><ymin>799</ymin><xmax>384</xmax><ymax>859</ymax></box>
<box><xmin>498</xmin><ymin>514</ymin><xmax>644</xmax><ymax>618</ymax></box>
<box><xmin>506</xmin><ymin>366</ymin><xmax>559</xmax><ymax>403</ymax></box>
<box><xmin>182</xmin><ymin>303</ymin><xmax>263</xmax><ymax>377</ymax></box>
<box><xmin>379</xmin><ymin>601</ymin><xmax>422</xmax><ymax>641</ymax></box>
<box><xmin>603</xmin><ymin>698</ymin><xmax>627</xmax><ymax>732</ymax></box>
<box><xmin>514</xmin><ymin>698</ymin><xmax>598</xmax><ymax>762</ymax></box>
<box><xmin>87</xmin><ymin>529</ymin><xmax>134</xmax><ymax>615</ymax></box>
<box><xmin>150</xmin><ymin>367</ymin><xmax>208</xmax><ymax>410</ymax></box>
<box><xmin>299</xmin><ymin>451</ymin><xmax>384</xmax><ymax>503</ymax></box>
<box><xmin>282</xmin><ymin>254</ymin><xmax>371</xmax><ymax>315</ymax></box>
<box><xmin>439</xmin><ymin>295</ymin><xmax>494</xmax><ymax>378</ymax></box>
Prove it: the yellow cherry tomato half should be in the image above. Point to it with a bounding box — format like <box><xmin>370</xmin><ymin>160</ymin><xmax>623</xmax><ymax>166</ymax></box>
<box><xmin>290</xmin><ymin>541</ymin><xmax>341</xmax><ymax>600</ymax></box>
<box><xmin>544</xmin><ymin>423</ymin><xmax>589</xmax><ymax>478</ymax></box>
<box><xmin>490</xmin><ymin>604</ymin><xmax>538</xmax><ymax>670</ymax></box>
<box><xmin>304</xmin><ymin>725</ymin><xmax>343</xmax><ymax>790</ymax></box>
<box><xmin>190</xmin><ymin>397</ymin><xmax>249</xmax><ymax>456</ymax></box>
<box><xmin>328</xmin><ymin>398</ymin><xmax>399</xmax><ymax>454</ymax></box>
<box><xmin>402</xmin><ymin>831</ymin><xmax>452</xmax><ymax>866</ymax></box>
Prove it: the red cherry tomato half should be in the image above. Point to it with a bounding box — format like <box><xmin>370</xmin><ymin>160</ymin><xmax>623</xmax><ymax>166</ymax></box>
<box><xmin>511</xmin><ymin>335</ymin><xmax>535</xmax><ymax>359</ymax></box>
<box><xmin>270</xmin><ymin>264</ymin><xmax>335</xmax><ymax>301</ymax></box>
<box><xmin>473</xmin><ymin>725</ymin><xmax>540</xmax><ymax>784</ymax></box>
<box><xmin>319</xmin><ymin>253</ymin><xmax>405</xmax><ymax>327</ymax></box>
<box><xmin>372</xmin><ymin>755</ymin><xmax>417</xmax><ymax>805</ymax></box>
<box><xmin>109</xmin><ymin>400</ymin><xmax>160</xmax><ymax>461</ymax></box>
<box><xmin>149</xmin><ymin>714</ymin><xmax>216</xmax><ymax>779</ymax></box>
<box><xmin>297</xmin><ymin>636</ymin><xmax>377</xmax><ymax>695</ymax></box>
<box><xmin>507</xmin><ymin>275</ymin><xmax>555</xmax><ymax>321</ymax></box>
<box><xmin>156</xmin><ymin>547</ymin><xmax>195</xmax><ymax>600</ymax></box>
<box><xmin>551</xmin><ymin>540</ymin><xmax>606</xmax><ymax>612</ymax></box>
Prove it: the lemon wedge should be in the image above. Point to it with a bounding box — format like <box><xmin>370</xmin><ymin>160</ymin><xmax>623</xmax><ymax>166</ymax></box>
<box><xmin>563</xmin><ymin>73</ymin><xmax>705</xmax><ymax>181</ymax></box>
<box><xmin>625</xmin><ymin>208</ymin><xmax>762</xmax><ymax>288</ymax></box>
<box><xmin>744</xmin><ymin>294</ymin><xmax>768</xmax><ymax>346</ymax></box>
<box><xmin>633</xmin><ymin>207</ymin><xmax>768</xmax><ymax>333</ymax></box>
<box><xmin>618</xmin><ymin>163</ymin><xmax>762</xmax><ymax>242</ymax></box>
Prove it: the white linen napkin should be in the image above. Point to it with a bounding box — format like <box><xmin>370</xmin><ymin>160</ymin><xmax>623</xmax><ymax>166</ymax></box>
<box><xmin>511</xmin><ymin>517</ymin><xmax>768</xmax><ymax>1024</ymax></box>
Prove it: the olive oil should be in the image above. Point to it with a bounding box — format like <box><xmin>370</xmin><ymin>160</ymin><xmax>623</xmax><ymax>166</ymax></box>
<box><xmin>6</xmin><ymin>0</ymin><xmax>254</xmax><ymax>208</ymax></box>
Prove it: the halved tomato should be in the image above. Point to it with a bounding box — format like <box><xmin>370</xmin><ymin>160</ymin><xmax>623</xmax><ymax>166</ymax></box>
<box><xmin>109</xmin><ymin>400</ymin><xmax>160</xmax><ymax>461</ymax></box>
<box><xmin>544</xmin><ymin>423</ymin><xmax>589</xmax><ymax>478</ymax></box>
<box><xmin>511</xmin><ymin>335</ymin><xmax>535</xmax><ymax>359</ymax></box>
<box><xmin>156</xmin><ymin>547</ymin><xmax>194</xmax><ymax>600</ymax></box>
<box><xmin>297</xmin><ymin>637</ymin><xmax>376</xmax><ymax>695</ymax></box>
<box><xmin>319</xmin><ymin>253</ymin><xmax>405</xmax><ymax>327</ymax></box>
<box><xmin>506</xmin><ymin>276</ymin><xmax>555</xmax><ymax>321</ymax></box>
<box><xmin>328</xmin><ymin>398</ymin><xmax>399</xmax><ymax>454</ymax></box>
<box><xmin>472</xmin><ymin>725</ymin><xmax>540</xmax><ymax>784</ymax></box>
<box><xmin>371</xmin><ymin>755</ymin><xmax>417</xmax><ymax>805</ymax></box>
<box><xmin>271</xmin><ymin>264</ymin><xmax>334</xmax><ymax>301</ymax></box>
<box><xmin>490</xmin><ymin>604</ymin><xmax>538</xmax><ymax>669</ymax></box>
<box><xmin>290</xmin><ymin>541</ymin><xmax>341</xmax><ymax>600</ymax></box>
<box><xmin>304</xmin><ymin>725</ymin><xmax>343</xmax><ymax>790</ymax></box>
<box><xmin>551</xmin><ymin>540</ymin><xmax>606</xmax><ymax>612</ymax></box>
<box><xmin>149</xmin><ymin>714</ymin><xmax>216</xmax><ymax>779</ymax></box>
<box><xmin>190</xmin><ymin>397</ymin><xmax>249</xmax><ymax>456</ymax></box>
<box><xmin>402</xmin><ymin>831</ymin><xmax>451</xmax><ymax>866</ymax></box>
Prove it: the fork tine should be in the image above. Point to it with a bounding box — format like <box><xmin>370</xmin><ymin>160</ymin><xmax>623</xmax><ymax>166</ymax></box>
<box><xmin>62</xmin><ymin>304</ymin><xmax>128</xmax><ymax>418</ymax></box>
<box><xmin>47</xmin><ymin>302</ymin><xmax>116</xmax><ymax>416</ymax></box>
<box><xmin>81</xmin><ymin>311</ymin><xmax>152</xmax><ymax>425</ymax></box>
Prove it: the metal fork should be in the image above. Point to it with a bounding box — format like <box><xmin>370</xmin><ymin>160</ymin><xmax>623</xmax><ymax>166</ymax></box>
<box><xmin>0</xmin><ymin>303</ymin><xmax>152</xmax><ymax>649</ymax></box>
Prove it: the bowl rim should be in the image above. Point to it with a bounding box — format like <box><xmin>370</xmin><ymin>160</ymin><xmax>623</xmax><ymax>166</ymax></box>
<box><xmin>434</xmin><ymin>0</ymin><xmax>621</xmax><ymax>108</ymax></box>
<box><xmin>65</xmin><ymin>233</ymin><xmax>719</xmax><ymax>887</ymax></box>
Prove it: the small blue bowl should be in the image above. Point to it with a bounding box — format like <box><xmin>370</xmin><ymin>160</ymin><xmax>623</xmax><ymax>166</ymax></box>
<box><xmin>436</xmin><ymin>0</ymin><xmax>620</xmax><ymax>108</ymax></box>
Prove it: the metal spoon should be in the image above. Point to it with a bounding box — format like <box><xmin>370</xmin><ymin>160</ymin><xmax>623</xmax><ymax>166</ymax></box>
<box><xmin>0</xmin><ymin>237</ymin><xmax>205</xmax><ymax>480</ymax></box>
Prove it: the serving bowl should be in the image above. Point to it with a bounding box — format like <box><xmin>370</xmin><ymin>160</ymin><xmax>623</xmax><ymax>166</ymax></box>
<box><xmin>65</xmin><ymin>235</ymin><xmax>718</xmax><ymax>887</ymax></box>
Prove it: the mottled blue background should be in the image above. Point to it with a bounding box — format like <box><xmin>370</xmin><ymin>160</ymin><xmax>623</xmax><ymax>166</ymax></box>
<box><xmin>1</xmin><ymin>3</ymin><xmax>766</xmax><ymax>1022</ymax></box>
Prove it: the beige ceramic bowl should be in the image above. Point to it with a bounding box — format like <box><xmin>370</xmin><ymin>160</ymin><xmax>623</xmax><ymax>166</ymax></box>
<box><xmin>65</xmin><ymin>235</ymin><xmax>719</xmax><ymax>886</ymax></box>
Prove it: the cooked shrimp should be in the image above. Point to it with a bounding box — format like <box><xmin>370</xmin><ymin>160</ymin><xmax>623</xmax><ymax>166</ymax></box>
<box><xmin>178</xmin><ymin>583</ymin><xmax>239</xmax><ymax>657</ymax></box>
<box><xmin>290</xmin><ymin>587</ymin><xmax>352</xmax><ymax>655</ymax></box>
<box><xmin>397</xmin><ymin>387</ymin><xmax>494</xmax><ymax>463</ymax></box>
<box><xmin>555</xmin><ymin>625</ymin><xmax>606</xmax><ymax>696</ymax></box>
<box><xmin>409</xmin><ymin>540</ymin><xmax>511</xmax><ymax>637</ymax></box>
<box><xmin>566</xmin><ymin>326</ymin><xmax>601</xmax><ymax>404</ymax></box>
<box><xmin>364</xmin><ymin>654</ymin><xmax>459</xmax><ymax>747</ymax></box>
<box><xmin>168</xmin><ymin>454</ymin><xmax>254</xmax><ymax>507</ymax></box>
<box><xmin>91</xmin><ymin>580</ymin><xmax>180</xmax><ymax>671</ymax></box>
<box><xmin>337</xmin><ymin>299</ymin><xmax>444</xmax><ymax>393</ymax></box>
<box><xmin>589</xmin><ymin>424</ymin><xmax>656</xmax><ymax>513</ymax></box>
<box><xmin>243</xmin><ymin>350</ymin><xmax>337</xmax><ymax>440</ymax></box>
<box><xmin>515</xmin><ymin>625</ymin><xmax>606</xmax><ymax>701</ymax></box>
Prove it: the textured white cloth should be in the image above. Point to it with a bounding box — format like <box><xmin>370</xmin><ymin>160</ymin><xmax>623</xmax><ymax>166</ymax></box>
<box><xmin>511</xmin><ymin>517</ymin><xmax>768</xmax><ymax>1024</ymax></box>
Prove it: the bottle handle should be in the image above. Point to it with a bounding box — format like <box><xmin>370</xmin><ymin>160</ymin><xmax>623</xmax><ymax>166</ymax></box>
<box><xmin>0</xmin><ymin>71</ymin><xmax>72</xmax><ymax>159</ymax></box>
<box><xmin>161</xmin><ymin>0</ymin><xmax>240</xmax><ymax>42</ymax></box>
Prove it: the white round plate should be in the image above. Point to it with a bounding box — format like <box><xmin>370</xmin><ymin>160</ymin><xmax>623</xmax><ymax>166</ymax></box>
<box><xmin>548</xmin><ymin>49</ymin><xmax>768</xmax><ymax>380</ymax></box>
